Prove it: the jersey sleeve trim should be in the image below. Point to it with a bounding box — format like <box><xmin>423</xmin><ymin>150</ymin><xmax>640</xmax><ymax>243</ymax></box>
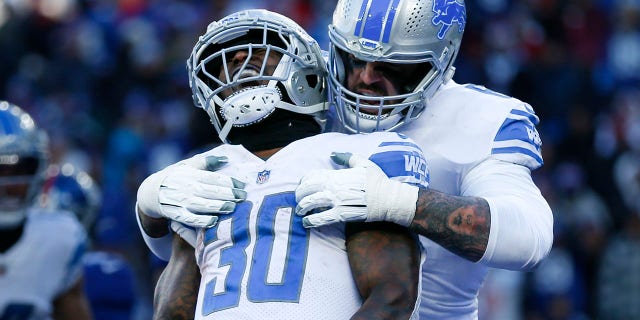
<box><xmin>491</xmin><ymin>108</ymin><xmax>543</xmax><ymax>169</ymax></box>
<box><xmin>368</xmin><ymin>134</ymin><xmax>429</xmax><ymax>188</ymax></box>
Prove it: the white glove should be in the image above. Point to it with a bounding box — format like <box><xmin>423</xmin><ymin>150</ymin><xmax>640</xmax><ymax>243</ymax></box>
<box><xmin>295</xmin><ymin>152</ymin><xmax>420</xmax><ymax>228</ymax></box>
<box><xmin>171</xmin><ymin>221</ymin><xmax>197</xmax><ymax>248</ymax></box>
<box><xmin>137</xmin><ymin>155</ymin><xmax>246</xmax><ymax>228</ymax></box>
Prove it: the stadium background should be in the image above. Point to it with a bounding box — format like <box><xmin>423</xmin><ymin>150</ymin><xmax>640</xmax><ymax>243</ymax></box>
<box><xmin>0</xmin><ymin>0</ymin><xmax>638</xmax><ymax>319</ymax></box>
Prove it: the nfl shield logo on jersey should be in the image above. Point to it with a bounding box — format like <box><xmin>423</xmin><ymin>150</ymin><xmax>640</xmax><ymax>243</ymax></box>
<box><xmin>256</xmin><ymin>170</ymin><xmax>270</xmax><ymax>184</ymax></box>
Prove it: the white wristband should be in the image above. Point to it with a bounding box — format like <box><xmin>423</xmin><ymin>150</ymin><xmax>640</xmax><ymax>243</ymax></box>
<box><xmin>368</xmin><ymin>179</ymin><xmax>418</xmax><ymax>227</ymax></box>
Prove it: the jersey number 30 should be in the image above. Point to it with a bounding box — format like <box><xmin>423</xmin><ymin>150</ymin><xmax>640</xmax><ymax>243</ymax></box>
<box><xmin>201</xmin><ymin>192</ymin><xmax>309</xmax><ymax>315</ymax></box>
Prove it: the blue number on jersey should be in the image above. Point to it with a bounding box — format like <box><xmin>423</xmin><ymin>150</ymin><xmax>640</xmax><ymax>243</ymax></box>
<box><xmin>202</xmin><ymin>192</ymin><xmax>309</xmax><ymax>314</ymax></box>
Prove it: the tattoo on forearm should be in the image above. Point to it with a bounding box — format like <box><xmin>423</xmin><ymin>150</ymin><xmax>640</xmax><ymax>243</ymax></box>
<box><xmin>347</xmin><ymin>223</ymin><xmax>420</xmax><ymax>320</ymax></box>
<box><xmin>410</xmin><ymin>189</ymin><xmax>490</xmax><ymax>262</ymax></box>
<box><xmin>154</xmin><ymin>236</ymin><xmax>200</xmax><ymax>320</ymax></box>
<box><xmin>154</xmin><ymin>271</ymin><xmax>199</xmax><ymax>320</ymax></box>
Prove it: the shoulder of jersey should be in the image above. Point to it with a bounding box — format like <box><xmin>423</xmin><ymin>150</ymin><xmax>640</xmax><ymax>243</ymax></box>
<box><xmin>292</xmin><ymin>132</ymin><xmax>417</xmax><ymax>153</ymax></box>
<box><xmin>27</xmin><ymin>207</ymin><xmax>87</xmax><ymax>244</ymax></box>
<box><xmin>28</xmin><ymin>207</ymin><xmax>84</xmax><ymax>228</ymax></box>
<box><xmin>193</xmin><ymin>144</ymin><xmax>256</xmax><ymax>168</ymax></box>
<box><xmin>436</xmin><ymin>82</ymin><xmax>532</xmax><ymax>113</ymax></box>
<box><xmin>433</xmin><ymin>82</ymin><xmax>543</xmax><ymax>169</ymax></box>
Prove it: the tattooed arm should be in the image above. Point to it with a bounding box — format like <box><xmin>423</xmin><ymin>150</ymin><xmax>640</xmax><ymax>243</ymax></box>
<box><xmin>346</xmin><ymin>222</ymin><xmax>421</xmax><ymax>320</ymax></box>
<box><xmin>297</xmin><ymin>156</ymin><xmax>553</xmax><ymax>270</ymax></box>
<box><xmin>408</xmin><ymin>160</ymin><xmax>553</xmax><ymax>270</ymax></box>
<box><xmin>410</xmin><ymin>189</ymin><xmax>490</xmax><ymax>262</ymax></box>
<box><xmin>153</xmin><ymin>233</ymin><xmax>200</xmax><ymax>320</ymax></box>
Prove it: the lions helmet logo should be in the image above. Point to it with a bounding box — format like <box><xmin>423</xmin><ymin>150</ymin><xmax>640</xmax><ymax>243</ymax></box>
<box><xmin>432</xmin><ymin>0</ymin><xmax>466</xmax><ymax>40</ymax></box>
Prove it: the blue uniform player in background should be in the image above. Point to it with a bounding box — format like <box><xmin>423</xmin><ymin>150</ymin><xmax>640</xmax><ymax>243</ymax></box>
<box><xmin>0</xmin><ymin>101</ymin><xmax>92</xmax><ymax>320</ymax></box>
<box><xmin>41</xmin><ymin>163</ymin><xmax>137</xmax><ymax>320</ymax></box>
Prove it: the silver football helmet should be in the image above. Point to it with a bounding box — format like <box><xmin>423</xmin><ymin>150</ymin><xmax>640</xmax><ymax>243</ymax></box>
<box><xmin>41</xmin><ymin>163</ymin><xmax>101</xmax><ymax>231</ymax></box>
<box><xmin>187</xmin><ymin>9</ymin><xmax>328</xmax><ymax>143</ymax></box>
<box><xmin>329</xmin><ymin>0</ymin><xmax>466</xmax><ymax>132</ymax></box>
<box><xmin>0</xmin><ymin>101</ymin><xmax>48</xmax><ymax>228</ymax></box>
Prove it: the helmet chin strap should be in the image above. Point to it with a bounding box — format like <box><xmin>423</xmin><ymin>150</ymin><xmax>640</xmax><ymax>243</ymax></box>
<box><xmin>217</xmin><ymin>106</ymin><xmax>243</xmax><ymax>143</ymax></box>
<box><xmin>276</xmin><ymin>101</ymin><xmax>327</xmax><ymax>114</ymax></box>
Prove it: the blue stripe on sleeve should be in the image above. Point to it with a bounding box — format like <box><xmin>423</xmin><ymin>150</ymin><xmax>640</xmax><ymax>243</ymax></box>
<box><xmin>492</xmin><ymin>108</ymin><xmax>543</xmax><ymax>168</ymax></box>
<box><xmin>494</xmin><ymin>117</ymin><xmax>542</xmax><ymax>150</ymax></box>
<box><xmin>378</xmin><ymin>141</ymin><xmax>422</xmax><ymax>150</ymax></box>
<box><xmin>510</xmin><ymin>109</ymin><xmax>539</xmax><ymax>126</ymax></box>
<box><xmin>491</xmin><ymin>146</ymin><xmax>544</xmax><ymax>166</ymax></box>
<box><xmin>369</xmin><ymin>151</ymin><xmax>429</xmax><ymax>184</ymax></box>
<box><xmin>495</xmin><ymin>118</ymin><xmax>529</xmax><ymax>142</ymax></box>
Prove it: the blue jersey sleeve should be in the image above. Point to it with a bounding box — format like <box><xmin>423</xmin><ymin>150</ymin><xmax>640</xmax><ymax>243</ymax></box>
<box><xmin>368</xmin><ymin>133</ymin><xmax>430</xmax><ymax>188</ymax></box>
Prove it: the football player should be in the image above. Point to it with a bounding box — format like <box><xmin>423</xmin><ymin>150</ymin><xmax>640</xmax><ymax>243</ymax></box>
<box><xmin>41</xmin><ymin>163</ymin><xmax>137</xmax><ymax>320</ymax></box>
<box><xmin>295</xmin><ymin>0</ymin><xmax>554</xmax><ymax>318</ymax></box>
<box><xmin>137</xmin><ymin>9</ymin><xmax>428</xmax><ymax>319</ymax></box>
<box><xmin>0</xmin><ymin>101</ymin><xmax>92</xmax><ymax>320</ymax></box>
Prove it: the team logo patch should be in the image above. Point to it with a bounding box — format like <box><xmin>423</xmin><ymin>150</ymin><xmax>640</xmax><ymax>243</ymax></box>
<box><xmin>256</xmin><ymin>170</ymin><xmax>270</xmax><ymax>184</ymax></box>
<box><xmin>432</xmin><ymin>0</ymin><xmax>466</xmax><ymax>40</ymax></box>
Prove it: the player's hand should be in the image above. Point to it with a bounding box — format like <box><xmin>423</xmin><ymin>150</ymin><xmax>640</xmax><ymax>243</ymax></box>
<box><xmin>137</xmin><ymin>155</ymin><xmax>247</xmax><ymax>228</ymax></box>
<box><xmin>171</xmin><ymin>221</ymin><xmax>197</xmax><ymax>247</ymax></box>
<box><xmin>295</xmin><ymin>152</ymin><xmax>420</xmax><ymax>228</ymax></box>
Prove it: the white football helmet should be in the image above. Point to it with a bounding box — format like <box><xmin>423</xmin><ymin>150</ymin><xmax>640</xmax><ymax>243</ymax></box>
<box><xmin>328</xmin><ymin>0</ymin><xmax>466</xmax><ymax>133</ymax></box>
<box><xmin>187</xmin><ymin>9</ymin><xmax>328</xmax><ymax>143</ymax></box>
<box><xmin>0</xmin><ymin>101</ymin><xmax>48</xmax><ymax>228</ymax></box>
<box><xmin>41</xmin><ymin>163</ymin><xmax>101</xmax><ymax>231</ymax></box>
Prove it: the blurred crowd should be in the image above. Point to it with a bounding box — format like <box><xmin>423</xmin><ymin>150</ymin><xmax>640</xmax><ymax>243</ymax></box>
<box><xmin>0</xmin><ymin>0</ymin><xmax>639</xmax><ymax>319</ymax></box>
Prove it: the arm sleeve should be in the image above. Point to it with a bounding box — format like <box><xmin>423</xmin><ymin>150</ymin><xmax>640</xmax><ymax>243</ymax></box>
<box><xmin>462</xmin><ymin>158</ymin><xmax>553</xmax><ymax>270</ymax></box>
<box><xmin>136</xmin><ymin>204</ymin><xmax>173</xmax><ymax>261</ymax></box>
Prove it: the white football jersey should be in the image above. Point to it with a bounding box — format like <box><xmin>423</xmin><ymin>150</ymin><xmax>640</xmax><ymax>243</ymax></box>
<box><xmin>0</xmin><ymin>208</ymin><xmax>87</xmax><ymax>320</ymax></box>
<box><xmin>397</xmin><ymin>80</ymin><xmax>552</xmax><ymax>319</ymax></box>
<box><xmin>193</xmin><ymin>132</ymin><xmax>428</xmax><ymax>320</ymax></box>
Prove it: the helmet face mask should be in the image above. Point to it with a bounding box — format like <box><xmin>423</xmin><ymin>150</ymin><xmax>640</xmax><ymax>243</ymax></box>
<box><xmin>328</xmin><ymin>0</ymin><xmax>466</xmax><ymax>133</ymax></box>
<box><xmin>187</xmin><ymin>9</ymin><xmax>328</xmax><ymax>143</ymax></box>
<box><xmin>0</xmin><ymin>101</ymin><xmax>48</xmax><ymax>229</ymax></box>
<box><xmin>0</xmin><ymin>156</ymin><xmax>40</xmax><ymax>211</ymax></box>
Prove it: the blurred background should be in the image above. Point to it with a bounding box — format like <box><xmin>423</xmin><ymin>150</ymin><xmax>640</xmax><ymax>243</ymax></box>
<box><xmin>0</xmin><ymin>0</ymin><xmax>638</xmax><ymax>319</ymax></box>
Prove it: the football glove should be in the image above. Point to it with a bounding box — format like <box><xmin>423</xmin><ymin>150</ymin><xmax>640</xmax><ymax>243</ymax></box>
<box><xmin>137</xmin><ymin>155</ymin><xmax>247</xmax><ymax>228</ymax></box>
<box><xmin>295</xmin><ymin>152</ymin><xmax>420</xmax><ymax>228</ymax></box>
<box><xmin>171</xmin><ymin>221</ymin><xmax>197</xmax><ymax>248</ymax></box>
